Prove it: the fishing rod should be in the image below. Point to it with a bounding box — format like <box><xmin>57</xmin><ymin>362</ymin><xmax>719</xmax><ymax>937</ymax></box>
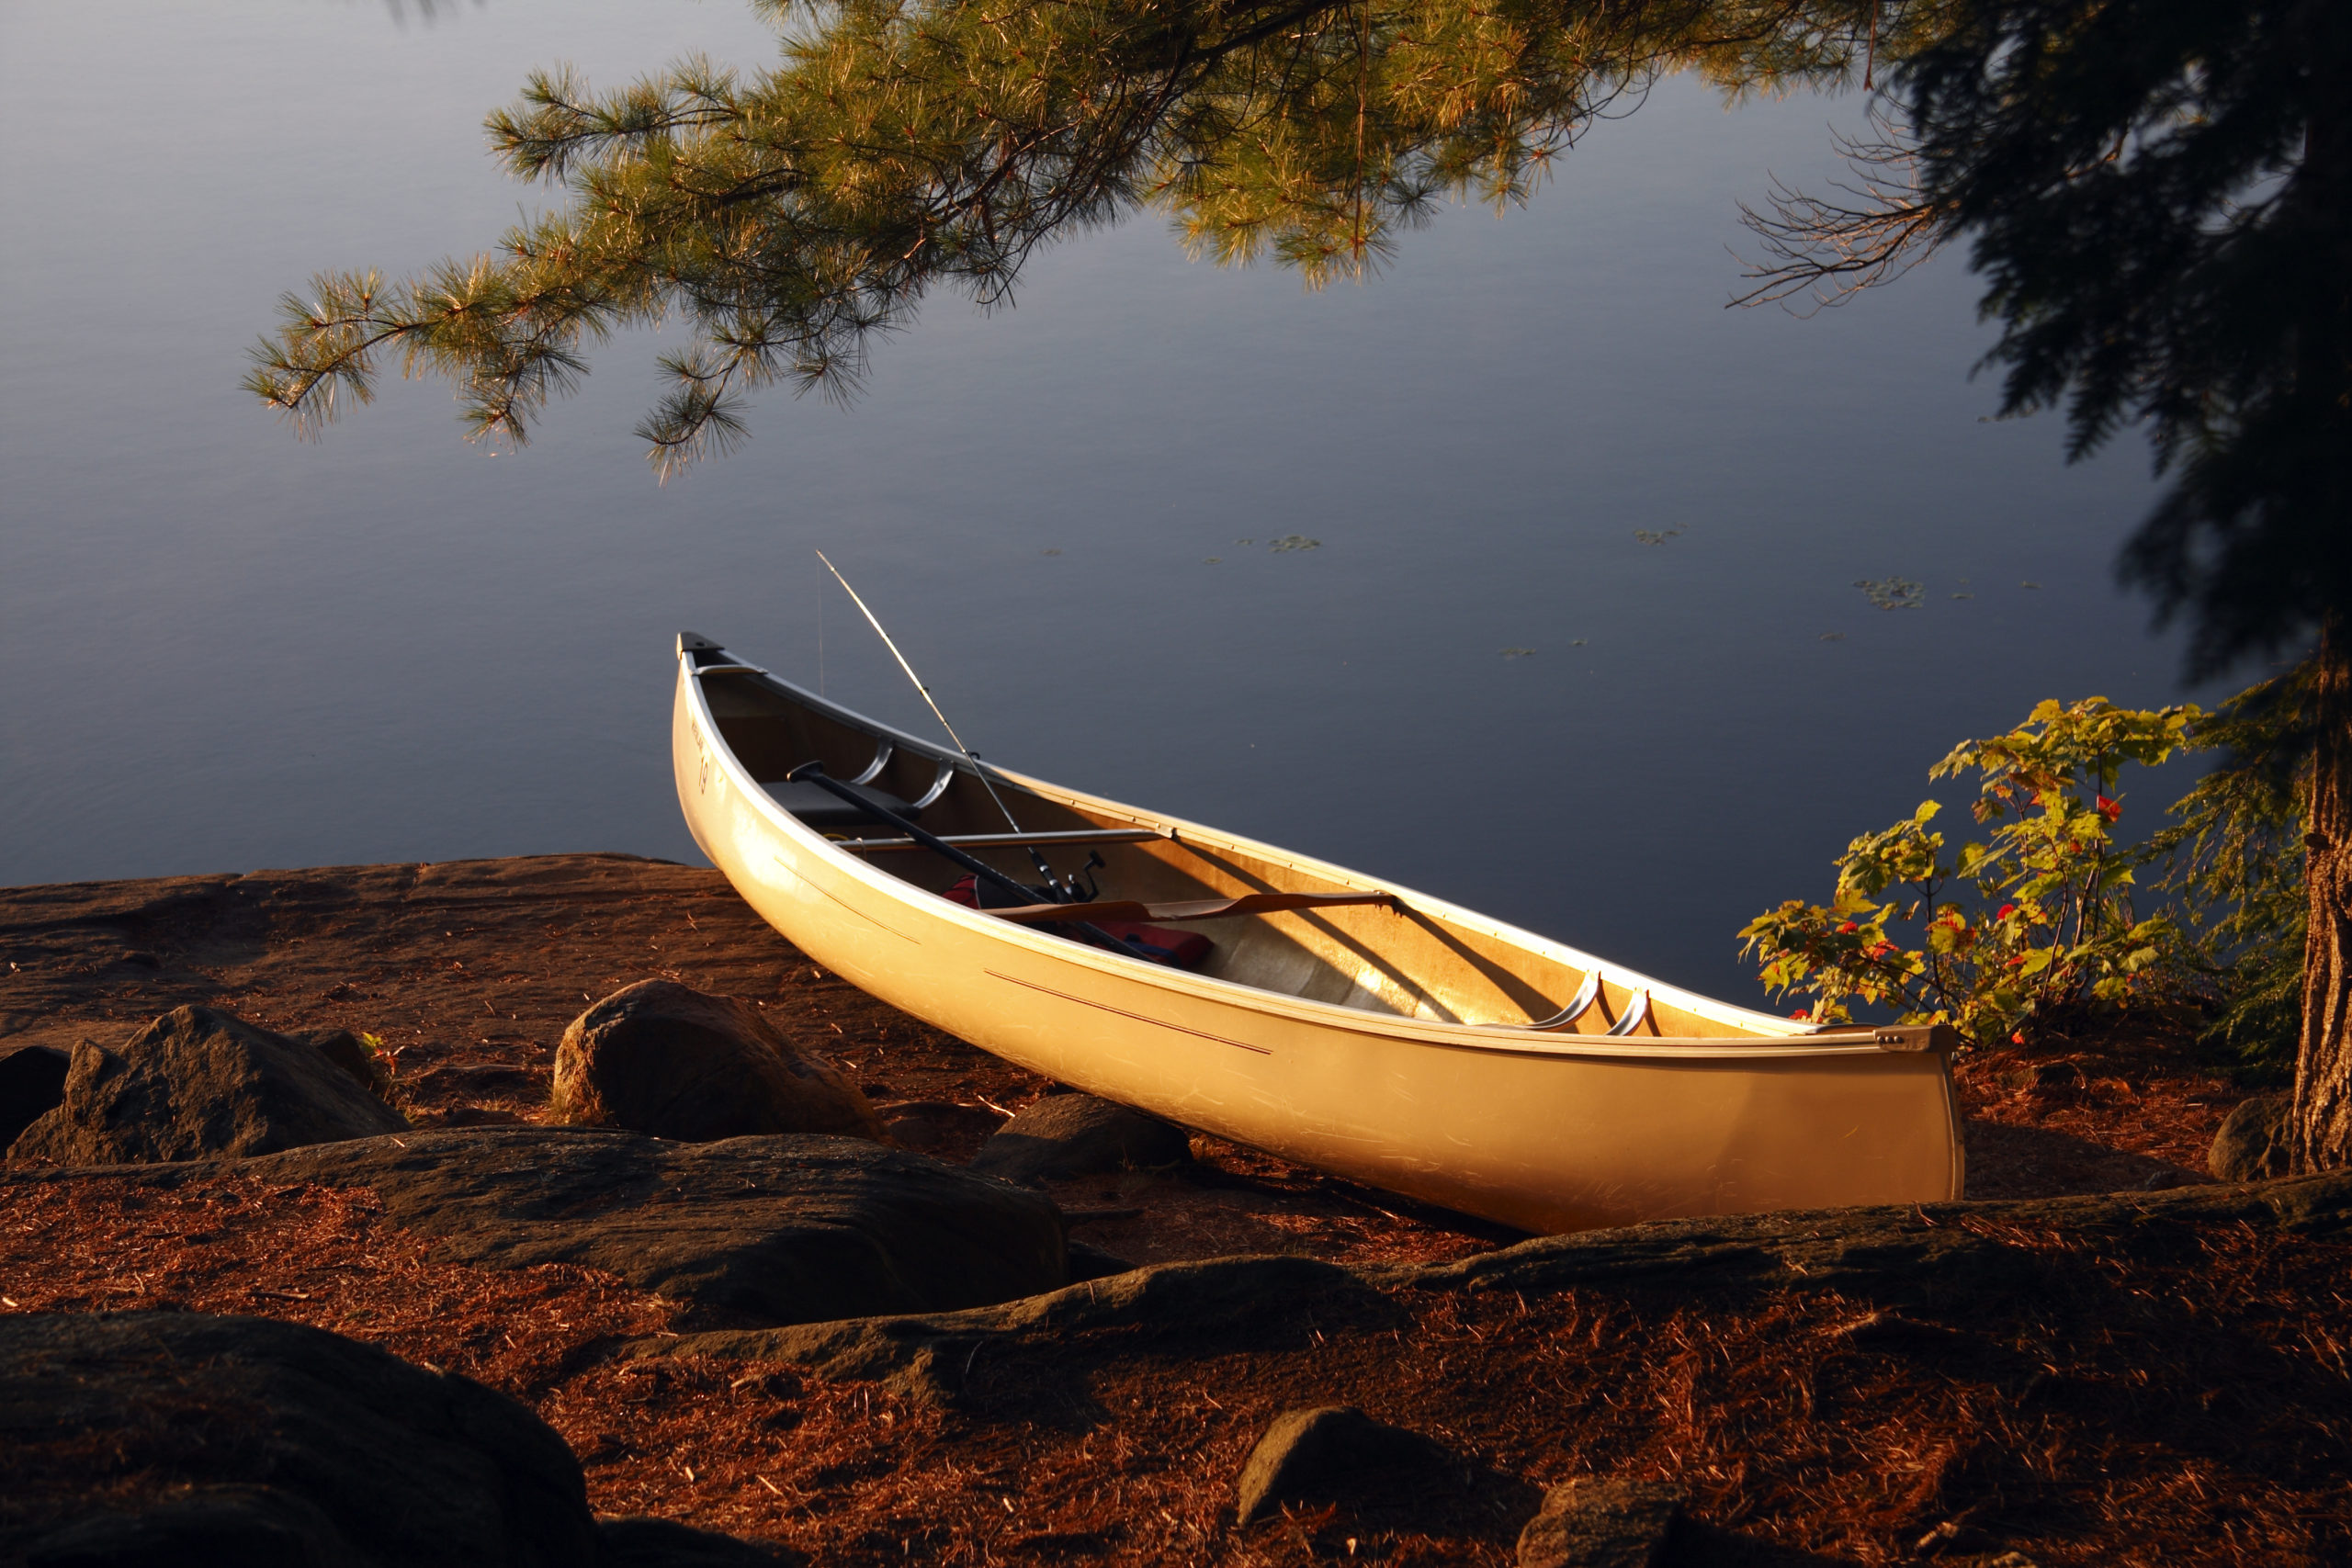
<box><xmin>813</xmin><ymin>550</ymin><xmax>1082</xmax><ymax>900</ymax></box>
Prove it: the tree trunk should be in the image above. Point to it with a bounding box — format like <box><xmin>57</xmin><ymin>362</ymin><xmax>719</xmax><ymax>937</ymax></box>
<box><xmin>2292</xmin><ymin>5</ymin><xmax>2352</xmax><ymax>1174</ymax></box>
<box><xmin>2295</xmin><ymin>628</ymin><xmax>2352</xmax><ymax>1171</ymax></box>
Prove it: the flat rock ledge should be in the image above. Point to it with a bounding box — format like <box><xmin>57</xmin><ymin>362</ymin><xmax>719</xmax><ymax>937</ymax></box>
<box><xmin>626</xmin><ymin>1170</ymin><xmax>2352</xmax><ymax>1403</ymax></box>
<box><xmin>7</xmin><ymin>1126</ymin><xmax>1070</xmax><ymax>1328</ymax></box>
<box><xmin>251</xmin><ymin>1127</ymin><xmax>1069</xmax><ymax>1327</ymax></box>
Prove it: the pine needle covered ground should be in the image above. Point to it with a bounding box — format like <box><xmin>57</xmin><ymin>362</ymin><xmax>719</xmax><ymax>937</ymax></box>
<box><xmin>4</xmin><ymin>857</ymin><xmax>2341</xmax><ymax>1564</ymax></box>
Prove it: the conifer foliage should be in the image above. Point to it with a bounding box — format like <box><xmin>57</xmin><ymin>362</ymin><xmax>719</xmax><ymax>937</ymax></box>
<box><xmin>243</xmin><ymin>0</ymin><xmax>1882</xmax><ymax>476</ymax></box>
<box><xmin>1885</xmin><ymin>0</ymin><xmax>2352</xmax><ymax>1168</ymax></box>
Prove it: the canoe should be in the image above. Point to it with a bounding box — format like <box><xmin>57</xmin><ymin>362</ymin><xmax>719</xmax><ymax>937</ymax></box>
<box><xmin>673</xmin><ymin>632</ymin><xmax>1962</xmax><ymax>1233</ymax></box>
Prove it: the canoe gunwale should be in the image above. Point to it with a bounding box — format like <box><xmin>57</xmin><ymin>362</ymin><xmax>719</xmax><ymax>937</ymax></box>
<box><xmin>680</xmin><ymin>652</ymin><xmax>1927</xmax><ymax>1066</ymax></box>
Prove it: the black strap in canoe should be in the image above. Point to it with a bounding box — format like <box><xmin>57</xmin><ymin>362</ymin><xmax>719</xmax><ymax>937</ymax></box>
<box><xmin>783</xmin><ymin>763</ymin><xmax>1131</xmax><ymax>955</ymax></box>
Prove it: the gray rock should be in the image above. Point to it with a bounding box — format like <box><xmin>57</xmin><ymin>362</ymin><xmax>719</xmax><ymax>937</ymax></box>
<box><xmin>0</xmin><ymin>1043</ymin><xmax>69</xmax><ymax>1151</ymax></box>
<box><xmin>969</xmin><ymin>1093</ymin><xmax>1192</xmax><ymax>1184</ymax></box>
<box><xmin>877</xmin><ymin>1099</ymin><xmax>1006</xmax><ymax>1156</ymax></box>
<box><xmin>625</xmin><ymin>1173</ymin><xmax>2352</xmax><ymax>1408</ymax></box>
<box><xmin>0</xmin><ymin>1311</ymin><xmax>594</xmax><ymax>1567</ymax></box>
<box><xmin>244</xmin><ymin>1126</ymin><xmax>1068</xmax><ymax>1327</ymax></box>
<box><xmin>1235</xmin><ymin>1405</ymin><xmax>1456</xmax><ymax>1523</ymax></box>
<box><xmin>551</xmin><ymin>980</ymin><xmax>880</xmax><ymax>1142</ymax></box>
<box><xmin>2210</xmin><ymin>1094</ymin><xmax>2292</xmax><ymax>1182</ymax></box>
<box><xmin>6</xmin><ymin>1006</ymin><xmax>407</xmax><ymax>1166</ymax></box>
<box><xmin>631</xmin><ymin>1253</ymin><xmax>1393</xmax><ymax>1405</ymax></box>
<box><xmin>1515</xmin><ymin>1478</ymin><xmax>1687</xmax><ymax>1568</ymax></box>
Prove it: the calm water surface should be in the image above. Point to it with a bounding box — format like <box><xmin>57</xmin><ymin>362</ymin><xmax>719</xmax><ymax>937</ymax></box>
<box><xmin>1</xmin><ymin>0</ymin><xmax>2194</xmax><ymax>1005</ymax></box>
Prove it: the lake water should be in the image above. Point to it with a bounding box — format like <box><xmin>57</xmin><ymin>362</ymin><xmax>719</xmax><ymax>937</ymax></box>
<box><xmin>0</xmin><ymin>0</ymin><xmax>2197</xmax><ymax>1007</ymax></box>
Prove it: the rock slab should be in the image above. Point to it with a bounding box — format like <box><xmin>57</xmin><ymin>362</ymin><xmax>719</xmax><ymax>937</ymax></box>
<box><xmin>551</xmin><ymin>979</ymin><xmax>881</xmax><ymax>1143</ymax></box>
<box><xmin>2210</xmin><ymin>1094</ymin><xmax>2292</xmax><ymax>1182</ymax></box>
<box><xmin>246</xmin><ymin>1126</ymin><xmax>1069</xmax><ymax>1326</ymax></box>
<box><xmin>1235</xmin><ymin>1405</ymin><xmax>1455</xmax><ymax>1524</ymax></box>
<box><xmin>970</xmin><ymin>1092</ymin><xmax>1193</xmax><ymax>1184</ymax></box>
<box><xmin>7</xmin><ymin>1005</ymin><xmax>407</xmax><ymax>1165</ymax></box>
<box><xmin>0</xmin><ymin>1311</ymin><xmax>594</xmax><ymax>1567</ymax></box>
<box><xmin>1515</xmin><ymin>1478</ymin><xmax>1687</xmax><ymax>1568</ymax></box>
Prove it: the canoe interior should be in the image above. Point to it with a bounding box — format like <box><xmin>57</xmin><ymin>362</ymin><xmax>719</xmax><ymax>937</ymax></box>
<box><xmin>695</xmin><ymin>661</ymin><xmax>1776</xmax><ymax>1042</ymax></box>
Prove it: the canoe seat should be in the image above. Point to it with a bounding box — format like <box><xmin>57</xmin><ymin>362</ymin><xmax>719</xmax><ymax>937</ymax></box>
<box><xmin>763</xmin><ymin>779</ymin><xmax>924</xmax><ymax>829</ymax></box>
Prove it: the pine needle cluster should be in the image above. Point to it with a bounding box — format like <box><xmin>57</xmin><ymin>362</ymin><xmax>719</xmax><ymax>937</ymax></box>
<box><xmin>244</xmin><ymin>0</ymin><xmax>1892</xmax><ymax>475</ymax></box>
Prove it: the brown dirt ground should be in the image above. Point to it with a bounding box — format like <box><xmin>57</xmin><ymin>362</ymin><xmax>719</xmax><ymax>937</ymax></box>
<box><xmin>6</xmin><ymin>1172</ymin><xmax>2346</xmax><ymax>1566</ymax></box>
<box><xmin>4</xmin><ymin>856</ymin><xmax>2335</xmax><ymax>1565</ymax></box>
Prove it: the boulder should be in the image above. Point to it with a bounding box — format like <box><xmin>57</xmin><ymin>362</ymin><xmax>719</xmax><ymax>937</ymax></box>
<box><xmin>6</xmin><ymin>1006</ymin><xmax>407</xmax><ymax>1166</ymax></box>
<box><xmin>0</xmin><ymin>1311</ymin><xmax>594</xmax><ymax>1566</ymax></box>
<box><xmin>1234</xmin><ymin>1405</ymin><xmax>1455</xmax><ymax>1524</ymax></box>
<box><xmin>876</xmin><ymin>1099</ymin><xmax>1007</xmax><ymax>1158</ymax></box>
<box><xmin>1515</xmin><ymin>1478</ymin><xmax>1687</xmax><ymax>1568</ymax></box>
<box><xmin>551</xmin><ymin>980</ymin><xmax>881</xmax><ymax>1142</ymax></box>
<box><xmin>969</xmin><ymin>1093</ymin><xmax>1192</xmax><ymax>1184</ymax></box>
<box><xmin>245</xmin><ymin>1126</ymin><xmax>1069</xmax><ymax>1326</ymax></box>
<box><xmin>0</xmin><ymin>1043</ymin><xmax>69</xmax><ymax>1151</ymax></box>
<box><xmin>2210</xmin><ymin>1094</ymin><xmax>2292</xmax><ymax>1182</ymax></box>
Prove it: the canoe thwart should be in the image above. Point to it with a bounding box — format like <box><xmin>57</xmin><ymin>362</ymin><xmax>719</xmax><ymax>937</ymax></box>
<box><xmin>836</xmin><ymin>828</ymin><xmax>1167</xmax><ymax>854</ymax></box>
<box><xmin>982</xmin><ymin>890</ymin><xmax>1398</xmax><ymax>927</ymax></box>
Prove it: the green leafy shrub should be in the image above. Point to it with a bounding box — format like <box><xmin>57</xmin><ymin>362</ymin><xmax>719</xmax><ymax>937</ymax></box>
<box><xmin>1740</xmin><ymin>698</ymin><xmax>2203</xmax><ymax>1043</ymax></box>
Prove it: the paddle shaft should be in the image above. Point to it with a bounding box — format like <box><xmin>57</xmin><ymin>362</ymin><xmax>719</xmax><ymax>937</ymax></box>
<box><xmin>782</xmin><ymin>764</ymin><xmax>1131</xmax><ymax>955</ymax></box>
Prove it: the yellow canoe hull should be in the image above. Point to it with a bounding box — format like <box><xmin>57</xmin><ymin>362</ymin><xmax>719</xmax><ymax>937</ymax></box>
<box><xmin>673</xmin><ymin>640</ymin><xmax>1962</xmax><ymax>1234</ymax></box>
